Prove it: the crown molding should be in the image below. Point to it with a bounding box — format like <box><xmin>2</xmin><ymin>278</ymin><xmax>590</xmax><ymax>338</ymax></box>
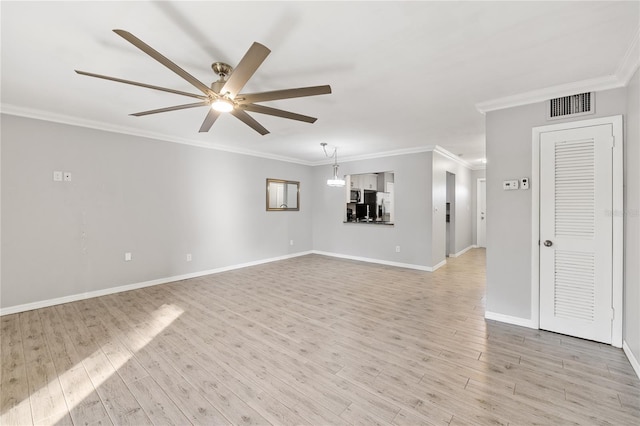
<box><xmin>475</xmin><ymin>74</ymin><xmax>621</xmax><ymax>114</ymax></box>
<box><xmin>0</xmin><ymin>104</ymin><xmax>314</xmax><ymax>166</ymax></box>
<box><xmin>433</xmin><ymin>145</ymin><xmax>475</xmax><ymax>169</ymax></box>
<box><xmin>476</xmin><ymin>28</ymin><xmax>640</xmax><ymax>114</ymax></box>
<box><xmin>311</xmin><ymin>144</ymin><xmax>481</xmax><ymax>170</ymax></box>
<box><xmin>311</xmin><ymin>145</ymin><xmax>437</xmax><ymax>166</ymax></box>
<box><xmin>617</xmin><ymin>27</ymin><xmax>640</xmax><ymax>85</ymax></box>
<box><xmin>3</xmin><ymin>104</ymin><xmax>483</xmax><ymax>169</ymax></box>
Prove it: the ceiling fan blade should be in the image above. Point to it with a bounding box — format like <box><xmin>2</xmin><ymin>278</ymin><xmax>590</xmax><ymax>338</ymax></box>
<box><xmin>199</xmin><ymin>108</ymin><xmax>222</xmax><ymax>133</ymax></box>
<box><xmin>230</xmin><ymin>109</ymin><xmax>269</xmax><ymax>135</ymax></box>
<box><xmin>130</xmin><ymin>101</ymin><xmax>208</xmax><ymax>117</ymax></box>
<box><xmin>75</xmin><ymin>70</ymin><xmax>208</xmax><ymax>100</ymax></box>
<box><xmin>241</xmin><ymin>104</ymin><xmax>317</xmax><ymax>123</ymax></box>
<box><xmin>221</xmin><ymin>42</ymin><xmax>271</xmax><ymax>99</ymax></box>
<box><xmin>113</xmin><ymin>29</ymin><xmax>212</xmax><ymax>96</ymax></box>
<box><xmin>238</xmin><ymin>85</ymin><xmax>332</xmax><ymax>103</ymax></box>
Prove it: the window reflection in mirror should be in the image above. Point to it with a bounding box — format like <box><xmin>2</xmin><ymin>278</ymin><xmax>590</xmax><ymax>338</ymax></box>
<box><xmin>266</xmin><ymin>179</ymin><xmax>299</xmax><ymax>211</ymax></box>
<box><xmin>345</xmin><ymin>172</ymin><xmax>394</xmax><ymax>224</ymax></box>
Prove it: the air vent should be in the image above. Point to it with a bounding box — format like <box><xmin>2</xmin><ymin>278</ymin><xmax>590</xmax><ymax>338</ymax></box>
<box><xmin>548</xmin><ymin>92</ymin><xmax>594</xmax><ymax>120</ymax></box>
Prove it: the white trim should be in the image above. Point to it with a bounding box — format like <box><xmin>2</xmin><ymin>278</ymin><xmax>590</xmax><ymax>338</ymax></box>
<box><xmin>0</xmin><ymin>251</ymin><xmax>312</xmax><ymax>316</ymax></box>
<box><xmin>476</xmin><ymin>75</ymin><xmax>621</xmax><ymax>114</ymax></box>
<box><xmin>531</xmin><ymin>115</ymin><xmax>623</xmax><ymax>348</ymax></box>
<box><xmin>318</xmin><ymin>145</ymin><xmax>438</xmax><ymax>165</ymax></box>
<box><xmin>432</xmin><ymin>146</ymin><xmax>475</xmax><ymax>170</ymax></box>
<box><xmin>313</xmin><ymin>144</ymin><xmax>479</xmax><ymax>170</ymax></box>
<box><xmin>485</xmin><ymin>311</ymin><xmax>538</xmax><ymax>329</ymax></box>
<box><xmin>616</xmin><ymin>28</ymin><xmax>640</xmax><ymax>86</ymax></box>
<box><xmin>623</xmin><ymin>341</ymin><xmax>640</xmax><ymax>380</ymax></box>
<box><xmin>1</xmin><ymin>106</ymin><xmax>487</xmax><ymax>170</ymax></box>
<box><xmin>431</xmin><ymin>259</ymin><xmax>447</xmax><ymax>271</ymax></box>
<box><xmin>477</xmin><ymin>31</ymin><xmax>640</xmax><ymax>113</ymax></box>
<box><xmin>0</xmin><ymin>104</ymin><xmax>315</xmax><ymax>166</ymax></box>
<box><xmin>531</xmin><ymin>137</ymin><xmax>541</xmax><ymax>329</ymax></box>
<box><xmin>449</xmin><ymin>245</ymin><xmax>475</xmax><ymax>258</ymax></box>
<box><xmin>312</xmin><ymin>250</ymin><xmax>439</xmax><ymax>272</ymax></box>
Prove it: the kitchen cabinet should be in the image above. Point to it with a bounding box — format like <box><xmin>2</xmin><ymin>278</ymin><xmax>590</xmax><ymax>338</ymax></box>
<box><xmin>345</xmin><ymin>175</ymin><xmax>352</xmax><ymax>203</ymax></box>
<box><xmin>350</xmin><ymin>174</ymin><xmax>377</xmax><ymax>189</ymax></box>
<box><xmin>351</xmin><ymin>174</ymin><xmax>362</xmax><ymax>189</ymax></box>
<box><xmin>362</xmin><ymin>174</ymin><xmax>377</xmax><ymax>190</ymax></box>
<box><xmin>378</xmin><ymin>172</ymin><xmax>394</xmax><ymax>192</ymax></box>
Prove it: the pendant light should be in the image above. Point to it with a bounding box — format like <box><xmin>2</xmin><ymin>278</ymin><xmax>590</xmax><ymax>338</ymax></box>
<box><xmin>321</xmin><ymin>143</ymin><xmax>346</xmax><ymax>187</ymax></box>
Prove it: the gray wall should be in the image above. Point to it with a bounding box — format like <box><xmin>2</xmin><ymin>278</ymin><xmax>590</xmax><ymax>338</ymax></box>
<box><xmin>0</xmin><ymin>115</ymin><xmax>479</xmax><ymax>312</ymax></box>
<box><xmin>1</xmin><ymin>115</ymin><xmax>312</xmax><ymax>309</ymax></box>
<box><xmin>471</xmin><ymin>169</ymin><xmax>486</xmax><ymax>246</ymax></box>
<box><xmin>625</xmin><ymin>68</ymin><xmax>640</xmax><ymax>366</ymax></box>
<box><xmin>485</xmin><ymin>87</ymin><xmax>628</xmax><ymax>320</ymax></box>
<box><xmin>311</xmin><ymin>152</ymin><xmax>435</xmax><ymax>268</ymax></box>
<box><xmin>311</xmin><ymin>150</ymin><xmax>476</xmax><ymax>269</ymax></box>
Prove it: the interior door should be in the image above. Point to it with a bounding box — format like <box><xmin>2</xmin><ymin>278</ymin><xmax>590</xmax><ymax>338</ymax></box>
<box><xmin>539</xmin><ymin>124</ymin><xmax>613</xmax><ymax>344</ymax></box>
<box><xmin>477</xmin><ymin>179</ymin><xmax>486</xmax><ymax>247</ymax></box>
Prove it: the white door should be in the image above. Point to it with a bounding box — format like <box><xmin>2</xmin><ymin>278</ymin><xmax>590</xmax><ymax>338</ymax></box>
<box><xmin>539</xmin><ymin>124</ymin><xmax>613</xmax><ymax>344</ymax></box>
<box><xmin>477</xmin><ymin>179</ymin><xmax>486</xmax><ymax>248</ymax></box>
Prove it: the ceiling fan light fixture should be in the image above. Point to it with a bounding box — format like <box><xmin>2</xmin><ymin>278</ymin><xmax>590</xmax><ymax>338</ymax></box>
<box><xmin>211</xmin><ymin>98</ymin><xmax>234</xmax><ymax>113</ymax></box>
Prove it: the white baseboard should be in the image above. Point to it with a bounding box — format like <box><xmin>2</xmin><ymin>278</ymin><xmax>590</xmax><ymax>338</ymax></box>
<box><xmin>431</xmin><ymin>259</ymin><xmax>447</xmax><ymax>271</ymax></box>
<box><xmin>449</xmin><ymin>245</ymin><xmax>476</xmax><ymax>258</ymax></box>
<box><xmin>312</xmin><ymin>250</ymin><xmax>438</xmax><ymax>272</ymax></box>
<box><xmin>485</xmin><ymin>311</ymin><xmax>538</xmax><ymax>329</ymax></box>
<box><xmin>623</xmin><ymin>341</ymin><xmax>640</xmax><ymax>379</ymax></box>
<box><xmin>0</xmin><ymin>251</ymin><xmax>313</xmax><ymax>316</ymax></box>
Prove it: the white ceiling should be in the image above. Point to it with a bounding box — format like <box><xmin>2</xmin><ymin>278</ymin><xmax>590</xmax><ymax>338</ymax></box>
<box><xmin>2</xmin><ymin>1</ymin><xmax>638</xmax><ymax>166</ymax></box>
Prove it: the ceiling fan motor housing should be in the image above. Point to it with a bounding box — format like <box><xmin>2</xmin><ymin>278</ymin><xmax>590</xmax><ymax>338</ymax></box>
<box><xmin>211</xmin><ymin>62</ymin><xmax>233</xmax><ymax>78</ymax></box>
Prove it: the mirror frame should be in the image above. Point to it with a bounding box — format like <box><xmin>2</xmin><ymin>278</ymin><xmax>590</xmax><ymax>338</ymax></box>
<box><xmin>266</xmin><ymin>178</ymin><xmax>300</xmax><ymax>211</ymax></box>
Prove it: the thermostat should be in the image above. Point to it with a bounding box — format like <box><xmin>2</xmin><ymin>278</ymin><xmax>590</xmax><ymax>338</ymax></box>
<box><xmin>503</xmin><ymin>180</ymin><xmax>519</xmax><ymax>190</ymax></box>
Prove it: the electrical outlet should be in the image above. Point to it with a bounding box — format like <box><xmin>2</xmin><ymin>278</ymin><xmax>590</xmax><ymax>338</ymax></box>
<box><xmin>520</xmin><ymin>177</ymin><xmax>530</xmax><ymax>190</ymax></box>
<box><xmin>63</xmin><ymin>172</ymin><xmax>72</xmax><ymax>182</ymax></box>
<box><xmin>395</xmin><ymin>246</ymin><xmax>401</xmax><ymax>253</ymax></box>
<box><xmin>186</xmin><ymin>253</ymin><xmax>192</xmax><ymax>262</ymax></box>
<box><xmin>53</xmin><ymin>171</ymin><xmax>63</xmax><ymax>182</ymax></box>
<box><xmin>124</xmin><ymin>252</ymin><xmax>132</xmax><ymax>261</ymax></box>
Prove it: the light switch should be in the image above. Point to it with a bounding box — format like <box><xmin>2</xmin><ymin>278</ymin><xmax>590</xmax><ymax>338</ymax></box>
<box><xmin>124</xmin><ymin>252</ymin><xmax>132</xmax><ymax>261</ymax></box>
<box><xmin>63</xmin><ymin>172</ymin><xmax>72</xmax><ymax>182</ymax></box>
<box><xmin>53</xmin><ymin>171</ymin><xmax>63</xmax><ymax>182</ymax></box>
<box><xmin>520</xmin><ymin>177</ymin><xmax>530</xmax><ymax>190</ymax></box>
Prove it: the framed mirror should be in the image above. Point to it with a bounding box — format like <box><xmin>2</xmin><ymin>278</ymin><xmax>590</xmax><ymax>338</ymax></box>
<box><xmin>266</xmin><ymin>179</ymin><xmax>300</xmax><ymax>211</ymax></box>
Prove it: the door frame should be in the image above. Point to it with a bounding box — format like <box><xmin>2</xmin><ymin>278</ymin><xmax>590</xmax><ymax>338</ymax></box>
<box><xmin>531</xmin><ymin>115</ymin><xmax>623</xmax><ymax>347</ymax></box>
<box><xmin>476</xmin><ymin>178</ymin><xmax>486</xmax><ymax>248</ymax></box>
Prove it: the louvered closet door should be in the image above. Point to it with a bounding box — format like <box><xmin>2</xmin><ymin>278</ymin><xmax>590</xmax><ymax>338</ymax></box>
<box><xmin>539</xmin><ymin>124</ymin><xmax>613</xmax><ymax>344</ymax></box>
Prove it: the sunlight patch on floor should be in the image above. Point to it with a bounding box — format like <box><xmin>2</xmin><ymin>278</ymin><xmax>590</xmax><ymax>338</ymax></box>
<box><xmin>14</xmin><ymin>303</ymin><xmax>184</xmax><ymax>425</ymax></box>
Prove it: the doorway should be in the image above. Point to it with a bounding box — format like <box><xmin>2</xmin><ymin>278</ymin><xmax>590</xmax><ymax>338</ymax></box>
<box><xmin>446</xmin><ymin>172</ymin><xmax>455</xmax><ymax>257</ymax></box>
<box><xmin>532</xmin><ymin>115</ymin><xmax>623</xmax><ymax>347</ymax></box>
<box><xmin>477</xmin><ymin>178</ymin><xmax>486</xmax><ymax>248</ymax></box>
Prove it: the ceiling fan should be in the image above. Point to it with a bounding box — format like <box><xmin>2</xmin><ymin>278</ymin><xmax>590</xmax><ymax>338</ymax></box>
<box><xmin>75</xmin><ymin>29</ymin><xmax>332</xmax><ymax>135</ymax></box>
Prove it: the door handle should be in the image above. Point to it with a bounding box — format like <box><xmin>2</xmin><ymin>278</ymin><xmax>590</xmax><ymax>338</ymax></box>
<box><xmin>543</xmin><ymin>240</ymin><xmax>553</xmax><ymax>247</ymax></box>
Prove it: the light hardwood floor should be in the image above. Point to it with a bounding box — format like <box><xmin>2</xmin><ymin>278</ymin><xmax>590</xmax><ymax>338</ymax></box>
<box><xmin>2</xmin><ymin>249</ymin><xmax>639</xmax><ymax>425</ymax></box>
